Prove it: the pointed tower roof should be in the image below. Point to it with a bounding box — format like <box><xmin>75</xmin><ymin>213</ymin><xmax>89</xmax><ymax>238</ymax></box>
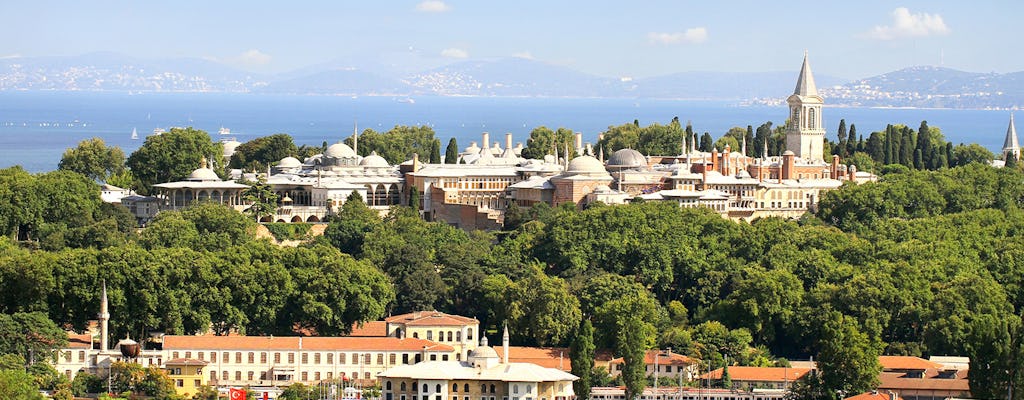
<box><xmin>1004</xmin><ymin>113</ymin><xmax>1020</xmax><ymax>151</ymax></box>
<box><xmin>793</xmin><ymin>51</ymin><xmax>819</xmax><ymax>97</ymax></box>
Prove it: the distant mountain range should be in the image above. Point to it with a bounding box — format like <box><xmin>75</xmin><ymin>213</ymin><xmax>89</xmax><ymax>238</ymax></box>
<box><xmin>1</xmin><ymin>52</ymin><xmax>1021</xmax><ymax>109</ymax></box>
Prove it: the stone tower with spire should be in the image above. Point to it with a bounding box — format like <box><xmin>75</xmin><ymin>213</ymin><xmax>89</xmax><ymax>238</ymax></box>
<box><xmin>99</xmin><ymin>281</ymin><xmax>110</xmax><ymax>351</ymax></box>
<box><xmin>785</xmin><ymin>52</ymin><xmax>826</xmax><ymax>162</ymax></box>
<box><xmin>1004</xmin><ymin>114</ymin><xmax>1020</xmax><ymax>161</ymax></box>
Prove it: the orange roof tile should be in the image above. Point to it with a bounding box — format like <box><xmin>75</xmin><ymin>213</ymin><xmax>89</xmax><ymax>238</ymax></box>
<box><xmin>878</xmin><ymin>370</ymin><xmax>970</xmax><ymax>392</ymax></box>
<box><xmin>349</xmin><ymin>321</ymin><xmax>388</xmax><ymax>337</ymax></box>
<box><xmin>164</xmin><ymin>335</ymin><xmax>454</xmax><ymax>352</ymax></box>
<box><xmin>845</xmin><ymin>392</ymin><xmax>903</xmax><ymax>400</ymax></box>
<box><xmin>385</xmin><ymin>311</ymin><xmax>479</xmax><ymax>326</ymax></box>
<box><xmin>507</xmin><ymin>346</ymin><xmax>573</xmax><ymax>371</ymax></box>
<box><xmin>700</xmin><ymin>366</ymin><xmax>811</xmax><ymax>382</ymax></box>
<box><xmin>609</xmin><ymin>350</ymin><xmax>694</xmax><ymax>366</ymax></box>
<box><xmin>66</xmin><ymin>332</ymin><xmax>93</xmax><ymax>349</ymax></box>
<box><xmin>878</xmin><ymin>356</ymin><xmax>943</xmax><ymax>370</ymax></box>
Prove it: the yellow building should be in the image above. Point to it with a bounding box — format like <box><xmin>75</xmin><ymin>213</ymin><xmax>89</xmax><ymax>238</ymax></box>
<box><xmin>166</xmin><ymin>358</ymin><xmax>208</xmax><ymax>398</ymax></box>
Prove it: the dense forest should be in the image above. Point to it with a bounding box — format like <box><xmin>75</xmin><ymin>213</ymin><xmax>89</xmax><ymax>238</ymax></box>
<box><xmin>0</xmin><ymin>122</ymin><xmax>1021</xmax><ymax>399</ymax></box>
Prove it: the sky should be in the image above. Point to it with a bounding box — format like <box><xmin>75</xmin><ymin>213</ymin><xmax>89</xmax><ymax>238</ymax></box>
<box><xmin>2</xmin><ymin>1</ymin><xmax>1022</xmax><ymax>80</ymax></box>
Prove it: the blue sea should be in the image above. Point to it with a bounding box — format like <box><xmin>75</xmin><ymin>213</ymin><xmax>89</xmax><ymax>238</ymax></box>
<box><xmin>0</xmin><ymin>91</ymin><xmax>1012</xmax><ymax>173</ymax></box>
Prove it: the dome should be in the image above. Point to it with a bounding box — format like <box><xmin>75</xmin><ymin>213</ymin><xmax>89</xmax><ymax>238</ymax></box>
<box><xmin>607</xmin><ymin>148</ymin><xmax>647</xmax><ymax>168</ymax></box>
<box><xmin>360</xmin><ymin>151</ymin><xmax>390</xmax><ymax>167</ymax></box>
<box><xmin>325</xmin><ymin>142</ymin><xmax>356</xmax><ymax>158</ymax></box>
<box><xmin>783</xmin><ymin>150</ymin><xmax>795</xmax><ymax>156</ymax></box>
<box><xmin>278</xmin><ymin>156</ymin><xmax>301</xmax><ymax>168</ymax></box>
<box><xmin>464</xmin><ymin>142</ymin><xmax>481</xmax><ymax>154</ymax></box>
<box><xmin>567</xmin><ymin>155</ymin><xmax>607</xmax><ymax>174</ymax></box>
<box><xmin>735</xmin><ymin>169</ymin><xmax>752</xmax><ymax>179</ymax></box>
<box><xmin>470</xmin><ymin>345</ymin><xmax>499</xmax><ymax>359</ymax></box>
<box><xmin>187</xmin><ymin>167</ymin><xmax>220</xmax><ymax>181</ymax></box>
<box><xmin>222</xmin><ymin>140</ymin><xmax>241</xmax><ymax>157</ymax></box>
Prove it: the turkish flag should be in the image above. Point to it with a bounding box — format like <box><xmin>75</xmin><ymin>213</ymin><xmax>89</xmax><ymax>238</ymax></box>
<box><xmin>230</xmin><ymin>388</ymin><xmax>247</xmax><ymax>400</ymax></box>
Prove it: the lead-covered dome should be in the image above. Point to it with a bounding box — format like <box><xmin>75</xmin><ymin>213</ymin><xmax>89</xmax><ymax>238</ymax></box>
<box><xmin>187</xmin><ymin>167</ymin><xmax>220</xmax><ymax>181</ymax></box>
<box><xmin>567</xmin><ymin>155</ymin><xmax>606</xmax><ymax>174</ymax></box>
<box><xmin>360</xmin><ymin>151</ymin><xmax>390</xmax><ymax>167</ymax></box>
<box><xmin>278</xmin><ymin>156</ymin><xmax>302</xmax><ymax>168</ymax></box>
<box><xmin>325</xmin><ymin>142</ymin><xmax>356</xmax><ymax>158</ymax></box>
<box><xmin>607</xmin><ymin>148</ymin><xmax>647</xmax><ymax>169</ymax></box>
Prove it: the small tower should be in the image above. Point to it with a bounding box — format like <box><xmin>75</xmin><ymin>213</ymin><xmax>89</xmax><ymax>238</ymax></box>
<box><xmin>785</xmin><ymin>51</ymin><xmax>826</xmax><ymax>162</ymax></box>
<box><xmin>1004</xmin><ymin>114</ymin><xmax>1020</xmax><ymax>161</ymax></box>
<box><xmin>502</xmin><ymin>324</ymin><xmax>510</xmax><ymax>364</ymax></box>
<box><xmin>99</xmin><ymin>281</ymin><xmax>110</xmax><ymax>351</ymax></box>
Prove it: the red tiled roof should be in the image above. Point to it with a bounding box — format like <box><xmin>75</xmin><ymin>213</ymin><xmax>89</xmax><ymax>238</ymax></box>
<box><xmin>165</xmin><ymin>358</ymin><xmax>208</xmax><ymax>366</ymax></box>
<box><xmin>164</xmin><ymin>335</ymin><xmax>454</xmax><ymax>352</ymax></box>
<box><xmin>878</xmin><ymin>370</ymin><xmax>970</xmax><ymax>392</ymax></box>
<box><xmin>609</xmin><ymin>350</ymin><xmax>694</xmax><ymax>366</ymax></box>
<box><xmin>845</xmin><ymin>392</ymin><xmax>903</xmax><ymax>400</ymax></box>
<box><xmin>507</xmin><ymin>346</ymin><xmax>572</xmax><ymax>371</ymax></box>
<box><xmin>700</xmin><ymin>366</ymin><xmax>811</xmax><ymax>382</ymax></box>
<box><xmin>878</xmin><ymin>356</ymin><xmax>942</xmax><ymax>370</ymax></box>
<box><xmin>349</xmin><ymin>321</ymin><xmax>388</xmax><ymax>337</ymax></box>
<box><xmin>385</xmin><ymin>311</ymin><xmax>479</xmax><ymax>326</ymax></box>
<box><xmin>66</xmin><ymin>332</ymin><xmax>93</xmax><ymax>349</ymax></box>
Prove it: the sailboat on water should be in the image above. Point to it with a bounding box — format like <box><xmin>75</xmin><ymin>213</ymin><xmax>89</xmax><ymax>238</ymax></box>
<box><xmin>131</xmin><ymin>127</ymin><xmax>138</xmax><ymax>140</ymax></box>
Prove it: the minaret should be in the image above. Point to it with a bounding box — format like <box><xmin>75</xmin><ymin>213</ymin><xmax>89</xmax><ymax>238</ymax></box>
<box><xmin>502</xmin><ymin>324</ymin><xmax>510</xmax><ymax>364</ymax></box>
<box><xmin>99</xmin><ymin>281</ymin><xmax>110</xmax><ymax>351</ymax></box>
<box><xmin>785</xmin><ymin>51</ymin><xmax>826</xmax><ymax>162</ymax></box>
<box><xmin>1004</xmin><ymin>114</ymin><xmax>1021</xmax><ymax>161</ymax></box>
<box><xmin>353</xmin><ymin>121</ymin><xmax>359</xmax><ymax>155</ymax></box>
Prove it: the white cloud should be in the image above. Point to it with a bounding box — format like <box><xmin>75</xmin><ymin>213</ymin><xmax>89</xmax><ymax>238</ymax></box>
<box><xmin>234</xmin><ymin>49</ymin><xmax>272</xmax><ymax>66</ymax></box>
<box><xmin>867</xmin><ymin>7</ymin><xmax>950</xmax><ymax>40</ymax></box>
<box><xmin>512</xmin><ymin>51</ymin><xmax>534</xmax><ymax>60</ymax></box>
<box><xmin>0</xmin><ymin>54</ymin><xmax>22</xmax><ymax>59</ymax></box>
<box><xmin>647</xmin><ymin>27</ymin><xmax>708</xmax><ymax>45</ymax></box>
<box><xmin>441</xmin><ymin>48</ymin><xmax>468</xmax><ymax>59</ymax></box>
<box><xmin>416</xmin><ymin>1</ymin><xmax>450</xmax><ymax>13</ymax></box>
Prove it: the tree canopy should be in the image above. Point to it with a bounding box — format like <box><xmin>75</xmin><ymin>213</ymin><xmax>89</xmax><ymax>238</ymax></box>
<box><xmin>125</xmin><ymin>127</ymin><xmax>222</xmax><ymax>195</ymax></box>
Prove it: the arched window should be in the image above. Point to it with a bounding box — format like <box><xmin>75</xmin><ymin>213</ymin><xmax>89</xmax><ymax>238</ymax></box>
<box><xmin>456</xmin><ymin>331</ymin><xmax>462</xmax><ymax>342</ymax></box>
<box><xmin>808</xmin><ymin>108</ymin><xmax>816</xmax><ymax>129</ymax></box>
<box><xmin>402</xmin><ymin>382</ymin><xmax>407</xmax><ymax>391</ymax></box>
<box><xmin>490</xmin><ymin>385</ymin><xmax>495</xmax><ymax>393</ymax></box>
<box><xmin>481</xmin><ymin>385</ymin><xmax>487</xmax><ymax>393</ymax></box>
<box><xmin>436</xmin><ymin>384</ymin><xmax>442</xmax><ymax>393</ymax></box>
<box><xmin>447</xmin><ymin>331</ymin><xmax>453</xmax><ymax>342</ymax></box>
<box><xmin>387</xmin><ymin>381</ymin><xmax>393</xmax><ymax>390</ymax></box>
<box><xmin>467</xmin><ymin>328</ymin><xmax>474</xmax><ymax>341</ymax></box>
<box><xmin>464</xmin><ymin>384</ymin><xmax>469</xmax><ymax>393</ymax></box>
<box><xmin>423</xmin><ymin>384</ymin><xmax>429</xmax><ymax>393</ymax></box>
<box><xmin>453</xmin><ymin>384</ymin><xmax>459</xmax><ymax>392</ymax></box>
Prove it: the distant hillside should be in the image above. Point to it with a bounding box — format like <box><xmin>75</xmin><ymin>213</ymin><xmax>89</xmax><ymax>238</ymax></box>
<box><xmin>2</xmin><ymin>53</ymin><xmax>1023</xmax><ymax>108</ymax></box>
<box><xmin>822</xmin><ymin>66</ymin><xmax>1024</xmax><ymax>108</ymax></box>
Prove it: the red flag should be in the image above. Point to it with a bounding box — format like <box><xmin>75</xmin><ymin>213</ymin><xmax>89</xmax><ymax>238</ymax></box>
<box><xmin>230</xmin><ymin>388</ymin><xmax>247</xmax><ymax>400</ymax></box>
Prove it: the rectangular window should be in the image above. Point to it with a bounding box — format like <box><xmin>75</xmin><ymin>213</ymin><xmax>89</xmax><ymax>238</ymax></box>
<box><xmin>314</xmin><ymin>353</ymin><xmax>321</xmax><ymax>364</ymax></box>
<box><xmin>339</xmin><ymin>353</ymin><xmax>347</xmax><ymax>364</ymax></box>
<box><xmin>302</xmin><ymin>372</ymin><xmax>308</xmax><ymax>381</ymax></box>
<box><xmin>365</xmin><ymin>372</ymin><xmax>371</xmax><ymax>379</ymax></box>
<box><xmin>248</xmin><ymin>352</ymin><xmax>255</xmax><ymax>364</ymax></box>
<box><xmin>288</xmin><ymin>353</ymin><xmax>295</xmax><ymax>363</ymax></box>
<box><xmin>176</xmin><ymin>379</ymin><xmax>183</xmax><ymax>387</ymax></box>
<box><xmin>327</xmin><ymin>353</ymin><xmax>334</xmax><ymax>364</ymax></box>
<box><xmin>198</xmin><ymin>352</ymin><xmax>205</xmax><ymax>361</ymax></box>
<box><xmin>274</xmin><ymin>353</ymin><xmax>281</xmax><ymax>363</ymax></box>
<box><xmin>184</xmin><ymin>351</ymin><xmax>191</xmax><ymax>359</ymax></box>
<box><xmin>261</xmin><ymin>353</ymin><xmax>267</xmax><ymax>363</ymax></box>
<box><xmin>248</xmin><ymin>371</ymin><xmax>254</xmax><ymax>380</ymax></box>
<box><xmin>327</xmin><ymin>372</ymin><xmax>333</xmax><ymax>379</ymax></box>
<box><xmin>378</xmin><ymin>353</ymin><xmax>384</xmax><ymax>365</ymax></box>
<box><xmin>222</xmin><ymin>352</ymin><xmax>229</xmax><ymax>363</ymax></box>
<box><xmin>173</xmin><ymin>351</ymin><xmax>180</xmax><ymax>359</ymax></box>
<box><xmin>302</xmin><ymin>353</ymin><xmax>308</xmax><ymax>364</ymax></box>
<box><xmin>390</xmin><ymin>354</ymin><xmax>397</xmax><ymax>364</ymax></box>
<box><xmin>364</xmin><ymin>353</ymin><xmax>371</xmax><ymax>364</ymax></box>
<box><xmin>195</xmin><ymin>379</ymin><xmax>201</xmax><ymax>387</ymax></box>
<box><xmin>430</xmin><ymin>354</ymin><xmax>437</xmax><ymax>361</ymax></box>
<box><xmin>442</xmin><ymin>355</ymin><xmax>449</xmax><ymax>361</ymax></box>
<box><xmin>79</xmin><ymin>351</ymin><xmax>85</xmax><ymax>362</ymax></box>
<box><xmin>261</xmin><ymin>372</ymin><xmax>267</xmax><ymax>380</ymax></box>
<box><xmin>315</xmin><ymin>372</ymin><xmax>321</xmax><ymax>380</ymax></box>
<box><xmin>402</xmin><ymin>354</ymin><xmax>409</xmax><ymax>364</ymax></box>
<box><xmin>235</xmin><ymin>371</ymin><xmax>241</xmax><ymax>381</ymax></box>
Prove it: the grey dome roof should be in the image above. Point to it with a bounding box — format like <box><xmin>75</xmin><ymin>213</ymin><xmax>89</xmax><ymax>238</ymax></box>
<box><xmin>187</xmin><ymin>168</ymin><xmax>220</xmax><ymax>181</ymax></box>
<box><xmin>325</xmin><ymin>142</ymin><xmax>356</xmax><ymax>158</ymax></box>
<box><xmin>278</xmin><ymin>156</ymin><xmax>302</xmax><ymax>168</ymax></box>
<box><xmin>470</xmin><ymin>346</ymin><xmax>499</xmax><ymax>359</ymax></box>
<box><xmin>567</xmin><ymin>155</ymin><xmax>606</xmax><ymax>174</ymax></box>
<box><xmin>360</xmin><ymin>151</ymin><xmax>390</xmax><ymax>167</ymax></box>
<box><xmin>607</xmin><ymin>148</ymin><xmax>647</xmax><ymax>168</ymax></box>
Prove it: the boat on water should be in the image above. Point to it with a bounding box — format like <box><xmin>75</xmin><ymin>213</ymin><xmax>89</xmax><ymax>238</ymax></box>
<box><xmin>219</xmin><ymin>127</ymin><xmax>231</xmax><ymax>135</ymax></box>
<box><xmin>396</xmin><ymin>97</ymin><xmax>415</xmax><ymax>104</ymax></box>
<box><xmin>131</xmin><ymin>127</ymin><xmax>138</xmax><ymax>140</ymax></box>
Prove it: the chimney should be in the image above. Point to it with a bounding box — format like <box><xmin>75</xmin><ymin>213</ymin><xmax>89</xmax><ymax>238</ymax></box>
<box><xmin>502</xmin><ymin>324</ymin><xmax>510</xmax><ymax>364</ymax></box>
<box><xmin>100</xmin><ymin>280</ymin><xmax>109</xmax><ymax>351</ymax></box>
<box><xmin>831</xmin><ymin>155</ymin><xmax>840</xmax><ymax>179</ymax></box>
<box><xmin>782</xmin><ymin>151</ymin><xmax>795</xmax><ymax>181</ymax></box>
<box><xmin>575</xmin><ymin>132</ymin><xmax>583</xmax><ymax>155</ymax></box>
<box><xmin>505</xmin><ymin>133</ymin><xmax>513</xmax><ymax>151</ymax></box>
<box><xmin>482</xmin><ymin>132</ymin><xmax>490</xmax><ymax>151</ymax></box>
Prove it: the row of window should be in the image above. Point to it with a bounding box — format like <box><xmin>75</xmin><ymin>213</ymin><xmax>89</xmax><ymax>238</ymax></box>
<box><xmin>209</xmin><ymin>370</ymin><xmax>371</xmax><ymax>382</ymax></box>
<box><xmin>413</xmin><ymin>328</ymin><xmax>474</xmax><ymax>342</ymax></box>
<box><xmin>171</xmin><ymin>351</ymin><xmax>436</xmax><ymax>365</ymax></box>
<box><xmin>386</xmin><ymin>382</ymin><xmax>501</xmax><ymax>394</ymax></box>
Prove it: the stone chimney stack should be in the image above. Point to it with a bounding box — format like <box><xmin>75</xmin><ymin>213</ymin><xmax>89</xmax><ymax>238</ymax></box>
<box><xmin>506</xmin><ymin>133</ymin><xmax>513</xmax><ymax>151</ymax></box>
<box><xmin>502</xmin><ymin>324</ymin><xmax>510</xmax><ymax>364</ymax></box>
<box><xmin>100</xmin><ymin>281</ymin><xmax>109</xmax><ymax>351</ymax></box>
<box><xmin>482</xmin><ymin>132</ymin><xmax>490</xmax><ymax>151</ymax></box>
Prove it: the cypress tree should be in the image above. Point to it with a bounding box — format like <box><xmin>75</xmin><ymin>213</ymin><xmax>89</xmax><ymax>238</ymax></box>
<box><xmin>745</xmin><ymin>125</ymin><xmax>755</xmax><ymax>157</ymax></box>
<box><xmin>900</xmin><ymin>127</ymin><xmax>914</xmax><ymax>167</ymax></box>
<box><xmin>884</xmin><ymin>125</ymin><xmax>893</xmax><ymax>164</ymax></box>
<box><xmin>946</xmin><ymin>143</ymin><xmax>954</xmax><ymax>168</ymax></box>
<box><xmin>700</xmin><ymin>132</ymin><xmax>714</xmax><ymax>152</ymax></box>
<box><xmin>408</xmin><ymin>186</ymin><xmax>420</xmax><ymax>211</ymax></box>
<box><xmin>836</xmin><ymin>119</ymin><xmax>848</xmax><ymax>157</ymax></box>
<box><xmin>430</xmin><ymin>138</ymin><xmax>442</xmax><ymax>164</ymax></box>
<box><xmin>444</xmin><ymin>138</ymin><xmax>459</xmax><ymax>164</ymax></box>
<box><xmin>848</xmin><ymin>124</ymin><xmax>858</xmax><ymax>156</ymax></box>
<box><xmin>570</xmin><ymin>319</ymin><xmax>595</xmax><ymax>400</ymax></box>
<box><xmin>917</xmin><ymin>121</ymin><xmax>932</xmax><ymax>169</ymax></box>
